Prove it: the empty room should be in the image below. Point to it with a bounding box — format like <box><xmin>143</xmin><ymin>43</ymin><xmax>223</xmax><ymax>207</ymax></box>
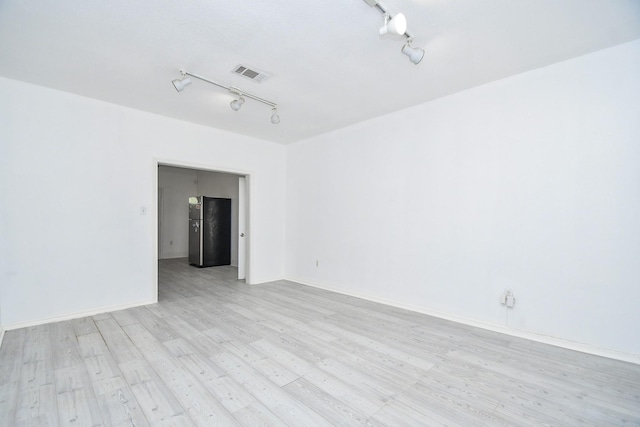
<box><xmin>1</xmin><ymin>0</ymin><xmax>640</xmax><ymax>425</ymax></box>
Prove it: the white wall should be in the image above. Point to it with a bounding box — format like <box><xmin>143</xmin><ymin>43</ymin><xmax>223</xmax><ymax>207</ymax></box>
<box><xmin>196</xmin><ymin>171</ymin><xmax>241</xmax><ymax>266</ymax></box>
<box><xmin>158</xmin><ymin>166</ymin><xmax>197</xmax><ymax>259</ymax></box>
<box><xmin>0</xmin><ymin>134</ymin><xmax>4</xmax><ymax>341</ymax></box>
<box><xmin>0</xmin><ymin>166</ymin><xmax>4</xmax><ymax>337</ymax></box>
<box><xmin>0</xmin><ymin>77</ymin><xmax>286</xmax><ymax>328</ymax></box>
<box><xmin>286</xmin><ymin>40</ymin><xmax>640</xmax><ymax>356</ymax></box>
<box><xmin>0</xmin><ymin>199</ymin><xmax>4</xmax><ymax>342</ymax></box>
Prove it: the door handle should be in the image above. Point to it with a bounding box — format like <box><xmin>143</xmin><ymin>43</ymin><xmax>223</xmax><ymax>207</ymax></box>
<box><xmin>240</xmin><ymin>233</ymin><xmax>245</xmax><ymax>237</ymax></box>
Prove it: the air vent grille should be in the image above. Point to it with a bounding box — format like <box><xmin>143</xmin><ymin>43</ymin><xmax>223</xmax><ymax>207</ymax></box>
<box><xmin>232</xmin><ymin>64</ymin><xmax>270</xmax><ymax>83</ymax></box>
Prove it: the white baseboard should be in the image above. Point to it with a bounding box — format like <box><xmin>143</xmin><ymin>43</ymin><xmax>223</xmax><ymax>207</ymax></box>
<box><xmin>249</xmin><ymin>276</ymin><xmax>285</xmax><ymax>285</ymax></box>
<box><xmin>287</xmin><ymin>276</ymin><xmax>640</xmax><ymax>366</ymax></box>
<box><xmin>159</xmin><ymin>254</ymin><xmax>188</xmax><ymax>260</ymax></box>
<box><xmin>3</xmin><ymin>299</ymin><xmax>156</xmax><ymax>331</ymax></box>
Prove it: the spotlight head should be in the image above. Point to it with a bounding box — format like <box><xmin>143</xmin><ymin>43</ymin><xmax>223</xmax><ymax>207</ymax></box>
<box><xmin>271</xmin><ymin>108</ymin><xmax>280</xmax><ymax>124</ymax></box>
<box><xmin>379</xmin><ymin>13</ymin><xmax>407</xmax><ymax>36</ymax></box>
<box><xmin>401</xmin><ymin>42</ymin><xmax>424</xmax><ymax>65</ymax></box>
<box><xmin>230</xmin><ymin>96</ymin><xmax>245</xmax><ymax>111</ymax></box>
<box><xmin>172</xmin><ymin>76</ymin><xmax>192</xmax><ymax>92</ymax></box>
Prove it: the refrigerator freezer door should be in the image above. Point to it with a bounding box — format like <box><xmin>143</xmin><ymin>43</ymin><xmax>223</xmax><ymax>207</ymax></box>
<box><xmin>202</xmin><ymin>197</ymin><xmax>232</xmax><ymax>267</ymax></box>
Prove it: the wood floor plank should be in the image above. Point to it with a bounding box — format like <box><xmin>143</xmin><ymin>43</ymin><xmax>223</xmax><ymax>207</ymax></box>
<box><xmin>49</xmin><ymin>321</ymin><xmax>83</xmax><ymax>370</ymax></box>
<box><xmin>164</xmin><ymin>339</ymin><xmax>255</xmax><ymax>414</ymax></box>
<box><xmin>95</xmin><ymin>318</ymin><xmax>144</xmax><ymax>364</ymax></box>
<box><xmin>329</xmin><ymin>336</ymin><xmax>436</xmax><ymax>381</ymax></box>
<box><xmin>251</xmin><ymin>357</ymin><xmax>300</xmax><ymax>387</ymax></box>
<box><xmin>0</xmin><ymin>384</ymin><xmax>20</xmax><ymax>427</ymax></box>
<box><xmin>247</xmin><ymin>320</ymin><xmax>336</xmax><ymax>365</ymax></box>
<box><xmin>257</xmin><ymin>315</ymin><xmax>337</xmax><ymax>343</ymax></box>
<box><xmin>163</xmin><ymin>337</ymin><xmax>260</xmax><ymax>415</ymax></box>
<box><xmin>9</xmin><ymin>325</ymin><xmax>58</xmax><ymax>425</ymax></box>
<box><xmin>413</xmin><ymin>362</ymin><xmax>501</xmax><ymax>414</ymax></box>
<box><xmin>129</xmin><ymin>306</ymin><xmax>181</xmax><ymax>343</ymax></box>
<box><xmin>231</xmin><ymin>402</ymin><xmax>287</xmax><ymax>426</ymax></box>
<box><xmin>161</xmin><ymin>316</ymin><xmax>226</xmax><ymax>357</ymax></box>
<box><xmin>21</xmin><ymin>325</ymin><xmax>52</xmax><ymax>364</ymax></box>
<box><xmin>393</xmin><ymin>378</ymin><xmax>512</xmax><ymax>426</ymax></box>
<box><xmin>315</xmin><ymin>357</ymin><xmax>411</xmax><ymax>401</ymax></box>
<box><xmin>55</xmin><ymin>366</ymin><xmax>105</xmax><ymax>427</ymax></box>
<box><xmin>445</xmin><ymin>348</ymin><xmax>640</xmax><ymax>422</ymax></box>
<box><xmin>92</xmin><ymin>376</ymin><xmax>150</xmax><ymax>427</ymax></box>
<box><xmin>203</xmin><ymin>375</ymin><xmax>258</xmax><ymax>415</ymax></box>
<box><xmin>14</xmin><ymin>384</ymin><xmax>59</xmax><ymax>427</ymax></box>
<box><xmin>0</xmin><ymin>329</ymin><xmax>26</xmax><ymax>427</ymax></box>
<box><xmin>77</xmin><ymin>332</ymin><xmax>150</xmax><ymax>427</ymax></box>
<box><xmin>312</xmin><ymin>320</ymin><xmax>438</xmax><ymax>372</ymax></box>
<box><xmin>368</xmin><ymin>398</ymin><xmax>469</xmax><ymax>427</ymax></box>
<box><xmin>19</xmin><ymin>360</ymin><xmax>54</xmax><ymax>391</ymax></box>
<box><xmin>212</xmin><ymin>351</ymin><xmax>333</xmax><ymax>426</ymax></box>
<box><xmin>109</xmin><ymin>310</ymin><xmax>140</xmax><ymax>328</ymax></box>
<box><xmin>220</xmin><ymin>339</ymin><xmax>266</xmax><ymax>365</ymax></box>
<box><xmin>282</xmin><ymin>378</ymin><xmax>370</xmax><ymax>426</ymax></box>
<box><xmin>299</xmin><ymin>364</ymin><xmax>385</xmax><ymax>417</ymax></box>
<box><xmin>72</xmin><ymin>317</ymin><xmax>98</xmax><ymax>337</ymax></box>
<box><xmin>248</xmin><ymin>338</ymin><xmax>313</xmax><ymax>377</ymax></box>
<box><xmin>122</xmin><ymin>323</ymin><xmax>239</xmax><ymax>426</ymax></box>
<box><xmin>118</xmin><ymin>359</ymin><xmax>193</xmax><ymax>426</ymax></box>
<box><xmin>19</xmin><ymin>326</ymin><xmax>54</xmax><ymax>390</ymax></box>
<box><xmin>78</xmin><ymin>332</ymin><xmax>121</xmax><ymax>380</ymax></box>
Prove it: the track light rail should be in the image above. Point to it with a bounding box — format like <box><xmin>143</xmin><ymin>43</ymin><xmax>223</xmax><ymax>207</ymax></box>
<box><xmin>183</xmin><ymin>71</ymin><xmax>277</xmax><ymax>108</ymax></box>
<box><xmin>172</xmin><ymin>69</ymin><xmax>280</xmax><ymax>124</ymax></box>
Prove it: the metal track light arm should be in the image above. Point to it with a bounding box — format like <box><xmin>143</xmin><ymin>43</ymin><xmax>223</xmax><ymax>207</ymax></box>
<box><xmin>181</xmin><ymin>70</ymin><xmax>277</xmax><ymax>108</ymax></box>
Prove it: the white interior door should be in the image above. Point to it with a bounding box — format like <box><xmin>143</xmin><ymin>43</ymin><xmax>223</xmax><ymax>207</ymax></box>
<box><xmin>238</xmin><ymin>176</ymin><xmax>246</xmax><ymax>280</ymax></box>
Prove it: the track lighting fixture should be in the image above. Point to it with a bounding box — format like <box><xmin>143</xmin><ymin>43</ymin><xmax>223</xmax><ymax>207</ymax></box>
<box><xmin>171</xmin><ymin>70</ymin><xmax>280</xmax><ymax>124</ymax></box>
<box><xmin>401</xmin><ymin>41</ymin><xmax>425</xmax><ymax>65</ymax></box>
<box><xmin>230</xmin><ymin>95</ymin><xmax>245</xmax><ymax>111</ymax></box>
<box><xmin>364</xmin><ymin>0</ymin><xmax>425</xmax><ymax>65</ymax></box>
<box><xmin>172</xmin><ymin>72</ymin><xmax>192</xmax><ymax>92</ymax></box>
<box><xmin>271</xmin><ymin>108</ymin><xmax>280</xmax><ymax>124</ymax></box>
<box><xmin>379</xmin><ymin>13</ymin><xmax>406</xmax><ymax>36</ymax></box>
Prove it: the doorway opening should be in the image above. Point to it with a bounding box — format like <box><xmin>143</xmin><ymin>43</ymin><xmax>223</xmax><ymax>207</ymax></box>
<box><xmin>156</xmin><ymin>163</ymin><xmax>250</xmax><ymax>300</ymax></box>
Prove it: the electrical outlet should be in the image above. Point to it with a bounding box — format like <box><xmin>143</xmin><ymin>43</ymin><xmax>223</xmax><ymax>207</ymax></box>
<box><xmin>500</xmin><ymin>289</ymin><xmax>516</xmax><ymax>308</ymax></box>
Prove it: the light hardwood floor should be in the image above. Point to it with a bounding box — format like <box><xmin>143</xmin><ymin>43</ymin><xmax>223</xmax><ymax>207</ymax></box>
<box><xmin>1</xmin><ymin>258</ymin><xmax>639</xmax><ymax>426</ymax></box>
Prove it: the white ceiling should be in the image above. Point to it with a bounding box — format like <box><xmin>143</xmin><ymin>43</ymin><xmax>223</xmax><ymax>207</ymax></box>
<box><xmin>1</xmin><ymin>0</ymin><xmax>639</xmax><ymax>144</ymax></box>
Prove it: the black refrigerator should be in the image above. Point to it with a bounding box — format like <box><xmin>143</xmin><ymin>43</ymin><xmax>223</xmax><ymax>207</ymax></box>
<box><xmin>188</xmin><ymin>196</ymin><xmax>232</xmax><ymax>267</ymax></box>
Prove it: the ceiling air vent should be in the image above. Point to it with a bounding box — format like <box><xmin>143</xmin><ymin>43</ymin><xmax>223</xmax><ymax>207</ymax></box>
<box><xmin>232</xmin><ymin>64</ymin><xmax>270</xmax><ymax>83</ymax></box>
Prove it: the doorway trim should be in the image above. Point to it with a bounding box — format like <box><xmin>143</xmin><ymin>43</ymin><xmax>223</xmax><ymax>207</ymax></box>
<box><xmin>153</xmin><ymin>158</ymin><xmax>253</xmax><ymax>302</ymax></box>
<box><xmin>237</xmin><ymin>176</ymin><xmax>247</xmax><ymax>280</ymax></box>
